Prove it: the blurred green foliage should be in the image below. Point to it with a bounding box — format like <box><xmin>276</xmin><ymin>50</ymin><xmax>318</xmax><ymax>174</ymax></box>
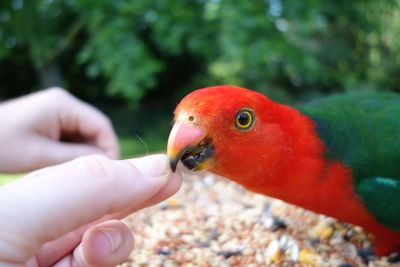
<box><xmin>0</xmin><ymin>0</ymin><xmax>400</xmax><ymax>161</ymax></box>
<box><xmin>120</xmin><ymin>136</ymin><xmax>166</xmax><ymax>158</ymax></box>
<box><xmin>0</xmin><ymin>173</ymin><xmax>21</xmax><ymax>185</ymax></box>
<box><xmin>1</xmin><ymin>0</ymin><xmax>400</xmax><ymax>104</ymax></box>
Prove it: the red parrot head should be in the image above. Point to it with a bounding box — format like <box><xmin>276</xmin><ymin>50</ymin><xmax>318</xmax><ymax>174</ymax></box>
<box><xmin>168</xmin><ymin>85</ymin><xmax>299</xmax><ymax>187</ymax></box>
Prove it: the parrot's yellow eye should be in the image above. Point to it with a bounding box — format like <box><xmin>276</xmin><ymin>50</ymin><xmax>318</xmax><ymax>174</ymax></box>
<box><xmin>235</xmin><ymin>109</ymin><xmax>254</xmax><ymax>130</ymax></box>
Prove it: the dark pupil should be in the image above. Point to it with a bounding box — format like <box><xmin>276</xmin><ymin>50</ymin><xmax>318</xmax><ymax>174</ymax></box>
<box><xmin>238</xmin><ymin>113</ymin><xmax>249</xmax><ymax>126</ymax></box>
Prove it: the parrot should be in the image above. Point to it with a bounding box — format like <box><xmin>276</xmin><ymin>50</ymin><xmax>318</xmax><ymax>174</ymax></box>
<box><xmin>167</xmin><ymin>85</ymin><xmax>400</xmax><ymax>256</ymax></box>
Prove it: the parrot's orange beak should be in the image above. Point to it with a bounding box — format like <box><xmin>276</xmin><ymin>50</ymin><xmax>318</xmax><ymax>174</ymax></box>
<box><xmin>167</xmin><ymin>120</ymin><xmax>215</xmax><ymax>172</ymax></box>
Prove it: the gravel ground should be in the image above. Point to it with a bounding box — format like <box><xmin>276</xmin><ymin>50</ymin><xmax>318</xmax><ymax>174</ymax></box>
<box><xmin>120</xmin><ymin>172</ymin><xmax>399</xmax><ymax>267</ymax></box>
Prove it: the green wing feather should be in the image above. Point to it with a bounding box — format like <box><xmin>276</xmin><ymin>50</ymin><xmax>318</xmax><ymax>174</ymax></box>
<box><xmin>299</xmin><ymin>92</ymin><xmax>400</xmax><ymax>229</ymax></box>
<box><xmin>355</xmin><ymin>177</ymin><xmax>400</xmax><ymax>231</ymax></box>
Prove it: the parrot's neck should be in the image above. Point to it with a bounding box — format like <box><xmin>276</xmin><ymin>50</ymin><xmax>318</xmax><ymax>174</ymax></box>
<box><xmin>221</xmin><ymin>105</ymin><xmax>374</xmax><ymax>226</ymax></box>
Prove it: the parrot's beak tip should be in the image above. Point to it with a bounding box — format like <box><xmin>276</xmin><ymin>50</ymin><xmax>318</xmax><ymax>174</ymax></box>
<box><xmin>169</xmin><ymin>157</ymin><xmax>178</xmax><ymax>173</ymax></box>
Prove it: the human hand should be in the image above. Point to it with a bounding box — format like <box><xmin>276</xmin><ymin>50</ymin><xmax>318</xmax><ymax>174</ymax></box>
<box><xmin>0</xmin><ymin>154</ymin><xmax>182</xmax><ymax>266</ymax></box>
<box><xmin>0</xmin><ymin>87</ymin><xmax>119</xmax><ymax>173</ymax></box>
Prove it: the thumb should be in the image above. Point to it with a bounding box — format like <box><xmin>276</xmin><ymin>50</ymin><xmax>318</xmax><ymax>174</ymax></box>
<box><xmin>0</xmin><ymin>154</ymin><xmax>178</xmax><ymax>263</ymax></box>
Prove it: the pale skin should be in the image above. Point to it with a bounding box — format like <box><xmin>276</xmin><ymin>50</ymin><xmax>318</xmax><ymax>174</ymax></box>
<box><xmin>0</xmin><ymin>88</ymin><xmax>182</xmax><ymax>266</ymax></box>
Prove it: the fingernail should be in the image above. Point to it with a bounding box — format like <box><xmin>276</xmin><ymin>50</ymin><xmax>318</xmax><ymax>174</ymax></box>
<box><xmin>97</xmin><ymin>227</ymin><xmax>122</xmax><ymax>253</ymax></box>
<box><xmin>129</xmin><ymin>154</ymin><xmax>170</xmax><ymax>177</ymax></box>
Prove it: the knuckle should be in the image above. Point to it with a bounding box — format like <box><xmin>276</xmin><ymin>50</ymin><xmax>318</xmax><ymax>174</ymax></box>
<box><xmin>102</xmin><ymin>116</ymin><xmax>113</xmax><ymax>128</ymax></box>
<box><xmin>47</xmin><ymin>87</ymin><xmax>67</xmax><ymax>94</ymax></box>
<box><xmin>46</xmin><ymin>87</ymin><xmax>73</xmax><ymax>100</ymax></box>
<box><xmin>94</xmin><ymin>111</ymin><xmax>114</xmax><ymax>131</ymax></box>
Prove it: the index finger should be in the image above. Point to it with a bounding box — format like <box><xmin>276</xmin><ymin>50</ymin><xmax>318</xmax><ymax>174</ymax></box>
<box><xmin>61</xmin><ymin>96</ymin><xmax>120</xmax><ymax>159</ymax></box>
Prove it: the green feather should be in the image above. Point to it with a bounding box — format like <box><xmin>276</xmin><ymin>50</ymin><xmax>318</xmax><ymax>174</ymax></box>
<box><xmin>355</xmin><ymin>177</ymin><xmax>400</xmax><ymax>231</ymax></box>
<box><xmin>299</xmin><ymin>92</ymin><xmax>400</xmax><ymax>182</ymax></box>
<box><xmin>299</xmin><ymin>92</ymin><xmax>400</xmax><ymax>229</ymax></box>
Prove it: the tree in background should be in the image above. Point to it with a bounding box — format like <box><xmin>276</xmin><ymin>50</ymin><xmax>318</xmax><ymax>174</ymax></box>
<box><xmin>0</xmin><ymin>0</ymin><xmax>400</xmax><ymax>104</ymax></box>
